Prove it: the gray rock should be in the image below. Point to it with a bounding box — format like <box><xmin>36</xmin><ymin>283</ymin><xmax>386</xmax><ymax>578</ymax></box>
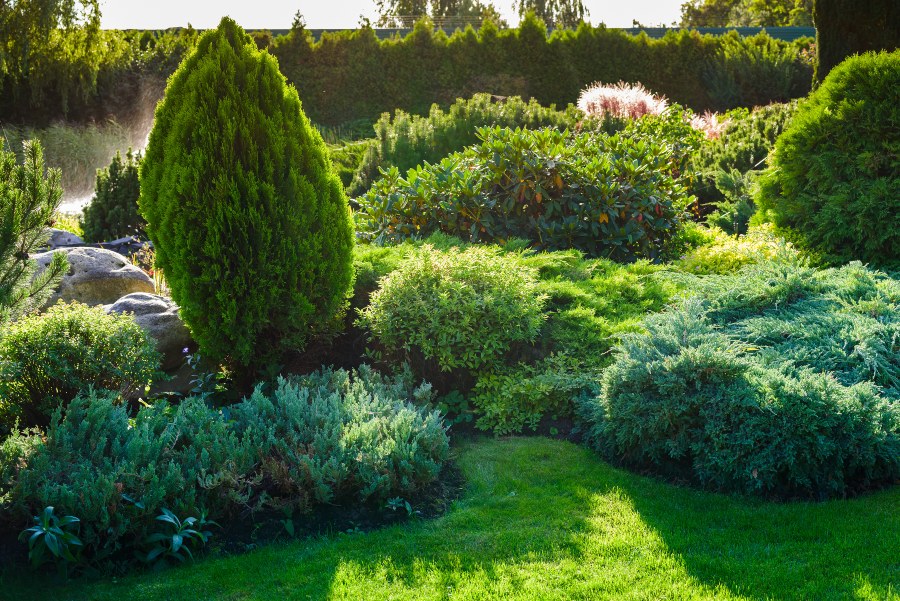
<box><xmin>105</xmin><ymin>293</ymin><xmax>192</xmax><ymax>371</ymax></box>
<box><xmin>46</xmin><ymin>228</ymin><xmax>84</xmax><ymax>249</ymax></box>
<box><xmin>33</xmin><ymin>247</ymin><xmax>154</xmax><ymax>307</ymax></box>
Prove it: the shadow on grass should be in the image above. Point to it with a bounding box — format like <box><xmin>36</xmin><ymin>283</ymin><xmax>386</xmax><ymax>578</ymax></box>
<box><xmin>4</xmin><ymin>437</ymin><xmax>898</xmax><ymax>600</ymax></box>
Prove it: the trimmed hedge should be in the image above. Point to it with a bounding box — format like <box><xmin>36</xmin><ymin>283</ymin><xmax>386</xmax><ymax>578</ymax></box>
<box><xmin>274</xmin><ymin>19</ymin><xmax>813</xmax><ymax>126</ymax></box>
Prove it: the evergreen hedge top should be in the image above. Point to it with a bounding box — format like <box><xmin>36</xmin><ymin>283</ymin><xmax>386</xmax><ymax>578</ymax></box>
<box><xmin>139</xmin><ymin>17</ymin><xmax>354</xmax><ymax>368</ymax></box>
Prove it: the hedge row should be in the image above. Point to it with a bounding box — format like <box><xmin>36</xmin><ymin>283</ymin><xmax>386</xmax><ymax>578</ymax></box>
<box><xmin>1</xmin><ymin>17</ymin><xmax>812</xmax><ymax>127</ymax></box>
<box><xmin>272</xmin><ymin>16</ymin><xmax>813</xmax><ymax>125</ymax></box>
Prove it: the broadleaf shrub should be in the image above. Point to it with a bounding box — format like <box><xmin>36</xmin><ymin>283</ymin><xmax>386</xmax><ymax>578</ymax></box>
<box><xmin>358</xmin><ymin>245</ymin><xmax>547</xmax><ymax>383</ymax></box>
<box><xmin>755</xmin><ymin>50</ymin><xmax>900</xmax><ymax>268</ymax></box>
<box><xmin>357</xmin><ymin>123</ymin><xmax>694</xmax><ymax>261</ymax></box>
<box><xmin>139</xmin><ymin>17</ymin><xmax>354</xmax><ymax>370</ymax></box>
<box><xmin>0</xmin><ymin>302</ymin><xmax>160</xmax><ymax>428</ymax></box>
<box><xmin>580</xmin><ymin>261</ymin><xmax>900</xmax><ymax>499</ymax></box>
<box><xmin>81</xmin><ymin>149</ymin><xmax>144</xmax><ymax>242</ymax></box>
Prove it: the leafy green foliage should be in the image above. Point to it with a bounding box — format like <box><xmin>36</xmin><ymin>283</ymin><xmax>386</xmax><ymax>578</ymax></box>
<box><xmin>0</xmin><ymin>302</ymin><xmax>160</xmax><ymax>428</ymax></box>
<box><xmin>756</xmin><ymin>50</ymin><xmax>900</xmax><ymax>268</ymax></box>
<box><xmin>139</xmin><ymin>18</ymin><xmax>354</xmax><ymax>370</ymax></box>
<box><xmin>472</xmin><ymin>354</ymin><xmax>600</xmax><ymax>435</ymax></box>
<box><xmin>358</xmin><ymin>245</ymin><xmax>546</xmax><ymax>381</ymax></box>
<box><xmin>675</xmin><ymin>224</ymin><xmax>800</xmax><ymax>275</ymax></box>
<box><xmin>0</xmin><ymin>140</ymin><xmax>67</xmax><ymax>325</ymax></box>
<box><xmin>357</xmin><ymin>123</ymin><xmax>694</xmax><ymax>261</ymax></box>
<box><xmin>580</xmin><ymin>261</ymin><xmax>900</xmax><ymax>498</ymax></box>
<box><xmin>349</xmin><ymin>93</ymin><xmax>586</xmax><ymax>195</ymax></box>
<box><xmin>139</xmin><ymin>509</ymin><xmax>218</xmax><ymax>567</ymax></box>
<box><xmin>18</xmin><ymin>506</ymin><xmax>83</xmax><ymax>576</ymax></box>
<box><xmin>81</xmin><ymin>149</ymin><xmax>144</xmax><ymax>242</ymax></box>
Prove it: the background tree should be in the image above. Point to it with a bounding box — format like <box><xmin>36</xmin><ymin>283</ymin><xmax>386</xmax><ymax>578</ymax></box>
<box><xmin>0</xmin><ymin>0</ymin><xmax>101</xmax><ymax>115</ymax></box>
<box><xmin>813</xmin><ymin>0</ymin><xmax>900</xmax><ymax>83</ymax></box>
<box><xmin>0</xmin><ymin>140</ymin><xmax>67</xmax><ymax>324</ymax></box>
<box><xmin>376</xmin><ymin>0</ymin><xmax>504</xmax><ymax>27</ymax></box>
<box><xmin>680</xmin><ymin>0</ymin><xmax>812</xmax><ymax>27</ymax></box>
<box><xmin>515</xmin><ymin>0</ymin><xmax>587</xmax><ymax>29</ymax></box>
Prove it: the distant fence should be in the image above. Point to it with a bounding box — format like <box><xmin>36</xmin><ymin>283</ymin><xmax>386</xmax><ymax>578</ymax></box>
<box><xmin>258</xmin><ymin>26</ymin><xmax>815</xmax><ymax>43</ymax></box>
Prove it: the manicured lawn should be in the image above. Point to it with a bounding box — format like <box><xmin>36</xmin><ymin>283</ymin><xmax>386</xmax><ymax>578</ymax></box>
<box><xmin>4</xmin><ymin>437</ymin><xmax>898</xmax><ymax>600</ymax></box>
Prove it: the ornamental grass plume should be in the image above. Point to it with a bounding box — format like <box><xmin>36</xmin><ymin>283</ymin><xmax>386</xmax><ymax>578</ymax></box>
<box><xmin>690</xmin><ymin>111</ymin><xmax>730</xmax><ymax>140</ymax></box>
<box><xmin>577</xmin><ymin>81</ymin><xmax>668</xmax><ymax>120</ymax></box>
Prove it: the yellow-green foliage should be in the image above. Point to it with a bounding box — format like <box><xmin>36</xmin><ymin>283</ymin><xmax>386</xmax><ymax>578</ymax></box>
<box><xmin>139</xmin><ymin>18</ymin><xmax>354</xmax><ymax>369</ymax></box>
<box><xmin>676</xmin><ymin>224</ymin><xmax>800</xmax><ymax>274</ymax></box>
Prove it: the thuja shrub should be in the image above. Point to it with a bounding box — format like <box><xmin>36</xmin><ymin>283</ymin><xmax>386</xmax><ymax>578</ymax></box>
<box><xmin>358</xmin><ymin>245</ymin><xmax>547</xmax><ymax>382</ymax></box>
<box><xmin>81</xmin><ymin>149</ymin><xmax>144</xmax><ymax>242</ymax></box>
<box><xmin>756</xmin><ymin>51</ymin><xmax>900</xmax><ymax>268</ymax></box>
<box><xmin>349</xmin><ymin>93</ymin><xmax>586</xmax><ymax>196</ymax></box>
<box><xmin>0</xmin><ymin>302</ymin><xmax>160</xmax><ymax>428</ymax></box>
<box><xmin>357</xmin><ymin>124</ymin><xmax>693</xmax><ymax>261</ymax></box>
<box><xmin>139</xmin><ymin>17</ymin><xmax>354</xmax><ymax>370</ymax></box>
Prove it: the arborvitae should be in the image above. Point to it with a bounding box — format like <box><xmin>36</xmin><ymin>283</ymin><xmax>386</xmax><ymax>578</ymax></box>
<box><xmin>813</xmin><ymin>0</ymin><xmax>900</xmax><ymax>83</ymax></box>
<box><xmin>139</xmin><ymin>17</ymin><xmax>354</xmax><ymax>370</ymax></box>
<box><xmin>0</xmin><ymin>140</ymin><xmax>67</xmax><ymax>325</ymax></box>
<box><xmin>81</xmin><ymin>149</ymin><xmax>145</xmax><ymax>242</ymax></box>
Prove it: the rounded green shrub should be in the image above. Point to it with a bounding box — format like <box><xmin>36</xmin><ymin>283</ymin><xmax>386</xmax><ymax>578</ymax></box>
<box><xmin>0</xmin><ymin>302</ymin><xmax>160</xmax><ymax>428</ymax></box>
<box><xmin>358</xmin><ymin>245</ymin><xmax>547</xmax><ymax>380</ymax></box>
<box><xmin>755</xmin><ymin>50</ymin><xmax>900</xmax><ymax>268</ymax></box>
<box><xmin>80</xmin><ymin>149</ymin><xmax>144</xmax><ymax>242</ymax></box>
<box><xmin>139</xmin><ymin>17</ymin><xmax>354</xmax><ymax>369</ymax></box>
<box><xmin>580</xmin><ymin>261</ymin><xmax>900</xmax><ymax>499</ymax></box>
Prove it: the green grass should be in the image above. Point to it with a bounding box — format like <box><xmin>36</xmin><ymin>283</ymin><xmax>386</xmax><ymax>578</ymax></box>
<box><xmin>4</xmin><ymin>437</ymin><xmax>898</xmax><ymax>600</ymax></box>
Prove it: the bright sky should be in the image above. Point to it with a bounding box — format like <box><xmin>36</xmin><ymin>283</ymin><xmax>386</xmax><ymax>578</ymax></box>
<box><xmin>100</xmin><ymin>0</ymin><xmax>684</xmax><ymax>30</ymax></box>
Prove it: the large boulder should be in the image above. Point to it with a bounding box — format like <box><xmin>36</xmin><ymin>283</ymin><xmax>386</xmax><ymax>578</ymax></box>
<box><xmin>45</xmin><ymin>228</ymin><xmax>84</xmax><ymax>249</ymax></box>
<box><xmin>33</xmin><ymin>247</ymin><xmax>154</xmax><ymax>307</ymax></box>
<box><xmin>105</xmin><ymin>293</ymin><xmax>193</xmax><ymax>371</ymax></box>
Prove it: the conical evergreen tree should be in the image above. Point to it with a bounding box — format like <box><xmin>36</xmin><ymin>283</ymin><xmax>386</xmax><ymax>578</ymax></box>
<box><xmin>139</xmin><ymin>17</ymin><xmax>354</xmax><ymax>369</ymax></box>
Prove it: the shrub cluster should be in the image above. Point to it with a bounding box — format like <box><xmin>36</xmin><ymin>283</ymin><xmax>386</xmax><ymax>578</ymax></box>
<box><xmin>139</xmin><ymin>18</ymin><xmax>354</xmax><ymax>370</ymax></box>
<box><xmin>357</xmin><ymin>121</ymin><xmax>695</xmax><ymax>261</ymax></box>
<box><xmin>81</xmin><ymin>149</ymin><xmax>145</xmax><ymax>243</ymax></box>
<box><xmin>0</xmin><ymin>302</ymin><xmax>160</xmax><ymax>429</ymax></box>
<box><xmin>349</xmin><ymin>93</ymin><xmax>586</xmax><ymax>195</ymax></box>
<box><xmin>5</xmin><ymin>367</ymin><xmax>449</xmax><ymax>566</ymax></box>
<box><xmin>354</xmin><ymin>236</ymin><xmax>681</xmax><ymax>433</ymax></box>
<box><xmin>580</xmin><ymin>261</ymin><xmax>900</xmax><ymax>499</ymax></box>
<box><xmin>756</xmin><ymin>50</ymin><xmax>900</xmax><ymax>268</ymax></box>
